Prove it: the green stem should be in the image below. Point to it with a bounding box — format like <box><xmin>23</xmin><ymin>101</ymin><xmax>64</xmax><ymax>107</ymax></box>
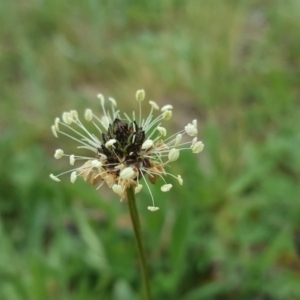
<box><xmin>127</xmin><ymin>186</ymin><xmax>152</xmax><ymax>300</ymax></box>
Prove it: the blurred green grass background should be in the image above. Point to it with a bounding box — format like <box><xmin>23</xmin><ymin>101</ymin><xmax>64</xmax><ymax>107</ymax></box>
<box><xmin>1</xmin><ymin>1</ymin><xmax>300</xmax><ymax>299</ymax></box>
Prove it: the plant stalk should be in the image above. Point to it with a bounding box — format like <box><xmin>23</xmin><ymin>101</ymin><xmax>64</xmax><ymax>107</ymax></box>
<box><xmin>127</xmin><ymin>186</ymin><xmax>152</xmax><ymax>300</ymax></box>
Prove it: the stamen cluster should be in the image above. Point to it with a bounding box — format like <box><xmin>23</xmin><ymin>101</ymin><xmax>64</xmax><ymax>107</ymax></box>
<box><xmin>50</xmin><ymin>90</ymin><xmax>204</xmax><ymax>211</ymax></box>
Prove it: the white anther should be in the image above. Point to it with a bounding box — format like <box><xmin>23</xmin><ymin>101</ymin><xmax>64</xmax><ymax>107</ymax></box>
<box><xmin>120</xmin><ymin>167</ymin><xmax>135</xmax><ymax>180</ymax></box>
<box><xmin>70</xmin><ymin>155</ymin><xmax>75</xmax><ymax>165</ymax></box>
<box><xmin>54</xmin><ymin>149</ymin><xmax>64</xmax><ymax>159</ymax></box>
<box><xmin>161</xmin><ymin>105</ymin><xmax>173</xmax><ymax>112</ymax></box>
<box><xmin>97</xmin><ymin>93</ymin><xmax>105</xmax><ymax>105</ymax></box>
<box><xmin>50</xmin><ymin>174</ymin><xmax>61</xmax><ymax>182</ymax></box>
<box><xmin>105</xmin><ymin>139</ymin><xmax>116</xmax><ymax>148</ymax></box>
<box><xmin>185</xmin><ymin>122</ymin><xmax>197</xmax><ymax>136</ymax></box>
<box><xmin>62</xmin><ymin>112</ymin><xmax>72</xmax><ymax>125</ymax></box>
<box><xmin>192</xmin><ymin>141</ymin><xmax>204</xmax><ymax>153</ymax></box>
<box><xmin>54</xmin><ymin>118</ymin><xmax>60</xmax><ymax>131</ymax></box>
<box><xmin>85</xmin><ymin>109</ymin><xmax>93</xmax><ymax>121</ymax></box>
<box><xmin>135</xmin><ymin>184</ymin><xmax>143</xmax><ymax>194</ymax></box>
<box><xmin>177</xmin><ymin>175</ymin><xmax>183</xmax><ymax>185</ymax></box>
<box><xmin>168</xmin><ymin>148</ymin><xmax>179</xmax><ymax>162</ymax></box>
<box><xmin>91</xmin><ymin>159</ymin><xmax>102</xmax><ymax>168</ymax></box>
<box><xmin>136</xmin><ymin>89</ymin><xmax>145</xmax><ymax>102</ymax></box>
<box><xmin>112</xmin><ymin>184</ymin><xmax>123</xmax><ymax>195</ymax></box>
<box><xmin>102</xmin><ymin>116</ymin><xmax>109</xmax><ymax>130</ymax></box>
<box><xmin>174</xmin><ymin>134</ymin><xmax>182</xmax><ymax>147</ymax></box>
<box><xmin>149</xmin><ymin>101</ymin><xmax>159</xmax><ymax>110</ymax></box>
<box><xmin>161</xmin><ymin>184</ymin><xmax>172</xmax><ymax>192</ymax></box>
<box><xmin>192</xmin><ymin>119</ymin><xmax>197</xmax><ymax>128</ymax></box>
<box><xmin>147</xmin><ymin>206</ymin><xmax>160</xmax><ymax>212</ymax></box>
<box><xmin>157</xmin><ymin>126</ymin><xmax>167</xmax><ymax>136</ymax></box>
<box><xmin>163</xmin><ymin>110</ymin><xmax>172</xmax><ymax>120</ymax></box>
<box><xmin>191</xmin><ymin>137</ymin><xmax>197</xmax><ymax>148</ymax></box>
<box><xmin>108</xmin><ymin>97</ymin><xmax>117</xmax><ymax>107</ymax></box>
<box><xmin>142</xmin><ymin>139</ymin><xmax>153</xmax><ymax>150</ymax></box>
<box><xmin>51</xmin><ymin>125</ymin><xmax>58</xmax><ymax>138</ymax></box>
<box><xmin>70</xmin><ymin>110</ymin><xmax>78</xmax><ymax>121</ymax></box>
<box><xmin>70</xmin><ymin>171</ymin><xmax>77</xmax><ymax>183</ymax></box>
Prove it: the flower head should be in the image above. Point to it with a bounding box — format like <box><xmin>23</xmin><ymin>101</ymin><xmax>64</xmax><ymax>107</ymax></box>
<box><xmin>50</xmin><ymin>90</ymin><xmax>204</xmax><ymax>211</ymax></box>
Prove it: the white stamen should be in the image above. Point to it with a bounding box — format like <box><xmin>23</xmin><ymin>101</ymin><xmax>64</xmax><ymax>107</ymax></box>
<box><xmin>70</xmin><ymin>155</ymin><xmax>75</xmax><ymax>165</ymax></box>
<box><xmin>85</xmin><ymin>109</ymin><xmax>93</xmax><ymax>121</ymax></box>
<box><xmin>112</xmin><ymin>184</ymin><xmax>122</xmax><ymax>195</ymax></box>
<box><xmin>192</xmin><ymin>119</ymin><xmax>197</xmax><ymax>128</ymax></box>
<box><xmin>102</xmin><ymin>116</ymin><xmax>109</xmax><ymax>130</ymax></box>
<box><xmin>147</xmin><ymin>206</ymin><xmax>160</xmax><ymax>212</ymax></box>
<box><xmin>161</xmin><ymin>104</ymin><xmax>173</xmax><ymax>112</ymax></box>
<box><xmin>62</xmin><ymin>112</ymin><xmax>72</xmax><ymax>125</ymax></box>
<box><xmin>163</xmin><ymin>110</ymin><xmax>172</xmax><ymax>120</ymax></box>
<box><xmin>174</xmin><ymin>134</ymin><xmax>182</xmax><ymax>147</ymax></box>
<box><xmin>97</xmin><ymin>94</ymin><xmax>105</xmax><ymax>105</ymax></box>
<box><xmin>142</xmin><ymin>139</ymin><xmax>153</xmax><ymax>150</ymax></box>
<box><xmin>105</xmin><ymin>139</ymin><xmax>116</xmax><ymax>148</ymax></box>
<box><xmin>157</xmin><ymin>126</ymin><xmax>167</xmax><ymax>136</ymax></box>
<box><xmin>192</xmin><ymin>141</ymin><xmax>204</xmax><ymax>153</ymax></box>
<box><xmin>135</xmin><ymin>184</ymin><xmax>143</xmax><ymax>194</ymax></box>
<box><xmin>161</xmin><ymin>184</ymin><xmax>172</xmax><ymax>192</ymax></box>
<box><xmin>120</xmin><ymin>167</ymin><xmax>135</xmax><ymax>180</ymax></box>
<box><xmin>191</xmin><ymin>137</ymin><xmax>197</xmax><ymax>148</ymax></box>
<box><xmin>108</xmin><ymin>97</ymin><xmax>117</xmax><ymax>107</ymax></box>
<box><xmin>54</xmin><ymin>118</ymin><xmax>60</xmax><ymax>131</ymax></box>
<box><xmin>136</xmin><ymin>89</ymin><xmax>145</xmax><ymax>102</ymax></box>
<box><xmin>168</xmin><ymin>148</ymin><xmax>179</xmax><ymax>162</ymax></box>
<box><xmin>70</xmin><ymin>110</ymin><xmax>78</xmax><ymax>121</ymax></box>
<box><xmin>51</xmin><ymin>125</ymin><xmax>58</xmax><ymax>138</ymax></box>
<box><xmin>54</xmin><ymin>149</ymin><xmax>64</xmax><ymax>159</ymax></box>
<box><xmin>149</xmin><ymin>101</ymin><xmax>159</xmax><ymax>110</ymax></box>
<box><xmin>185</xmin><ymin>123</ymin><xmax>197</xmax><ymax>136</ymax></box>
<box><xmin>50</xmin><ymin>174</ymin><xmax>61</xmax><ymax>182</ymax></box>
<box><xmin>70</xmin><ymin>171</ymin><xmax>77</xmax><ymax>183</ymax></box>
<box><xmin>177</xmin><ymin>175</ymin><xmax>183</xmax><ymax>185</ymax></box>
<box><xmin>91</xmin><ymin>159</ymin><xmax>102</xmax><ymax>168</ymax></box>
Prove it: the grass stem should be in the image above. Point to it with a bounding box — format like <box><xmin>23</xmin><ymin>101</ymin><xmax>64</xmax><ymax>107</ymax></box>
<box><xmin>127</xmin><ymin>186</ymin><xmax>152</xmax><ymax>300</ymax></box>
